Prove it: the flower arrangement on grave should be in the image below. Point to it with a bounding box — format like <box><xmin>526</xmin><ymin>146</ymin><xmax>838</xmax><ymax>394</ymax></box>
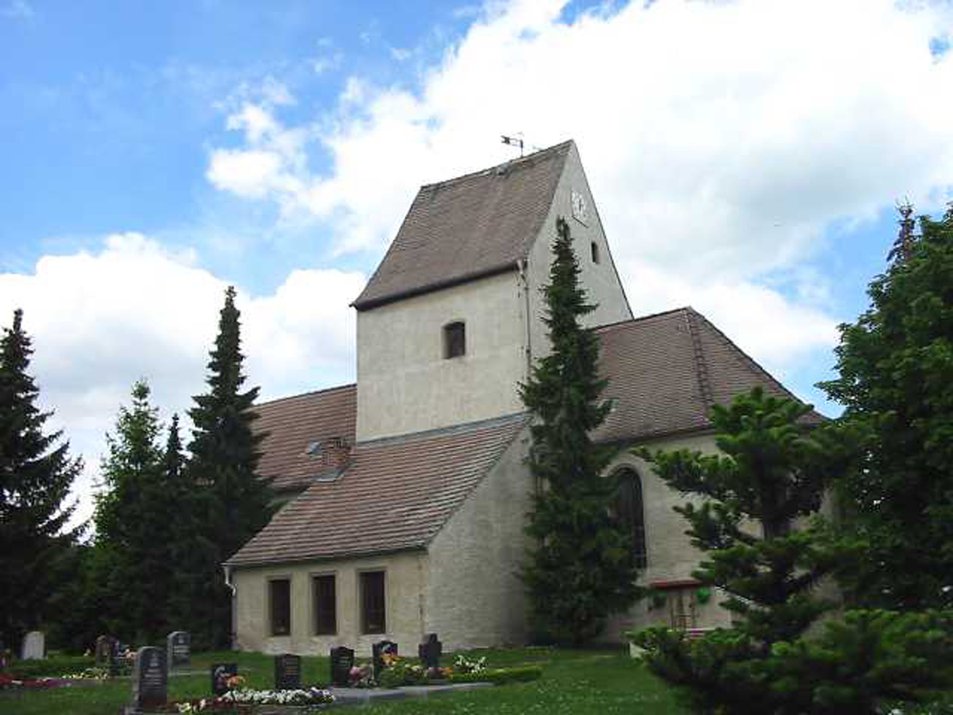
<box><xmin>61</xmin><ymin>666</ymin><xmax>110</xmax><ymax>680</ymax></box>
<box><xmin>172</xmin><ymin>687</ymin><xmax>334</xmax><ymax>712</ymax></box>
<box><xmin>221</xmin><ymin>687</ymin><xmax>334</xmax><ymax>706</ymax></box>
<box><xmin>376</xmin><ymin>655</ymin><xmax>426</xmax><ymax>688</ymax></box>
<box><xmin>348</xmin><ymin>663</ymin><xmax>375</xmax><ymax>688</ymax></box>
<box><xmin>452</xmin><ymin>654</ymin><xmax>486</xmax><ymax>674</ymax></box>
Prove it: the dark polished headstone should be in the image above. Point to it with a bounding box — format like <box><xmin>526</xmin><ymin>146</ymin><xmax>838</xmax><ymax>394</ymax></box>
<box><xmin>210</xmin><ymin>662</ymin><xmax>238</xmax><ymax>696</ymax></box>
<box><xmin>132</xmin><ymin>647</ymin><xmax>167</xmax><ymax>710</ymax></box>
<box><xmin>166</xmin><ymin>631</ymin><xmax>190</xmax><ymax>668</ymax></box>
<box><xmin>274</xmin><ymin>653</ymin><xmax>302</xmax><ymax>691</ymax></box>
<box><xmin>330</xmin><ymin>646</ymin><xmax>355</xmax><ymax>687</ymax></box>
<box><xmin>418</xmin><ymin>633</ymin><xmax>442</xmax><ymax>669</ymax></box>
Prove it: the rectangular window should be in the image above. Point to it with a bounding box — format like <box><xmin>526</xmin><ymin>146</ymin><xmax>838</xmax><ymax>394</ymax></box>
<box><xmin>360</xmin><ymin>571</ymin><xmax>386</xmax><ymax>634</ymax></box>
<box><xmin>443</xmin><ymin>321</ymin><xmax>466</xmax><ymax>359</ymax></box>
<box><xmin>312</xmin><ymin>574</ymin><xmax>337</xmax><ymax>635</ymax></box>
<box><xmin>269</xmin><ymin>578</ymin><xmax>291</xmax><ymax>636</ymax></box>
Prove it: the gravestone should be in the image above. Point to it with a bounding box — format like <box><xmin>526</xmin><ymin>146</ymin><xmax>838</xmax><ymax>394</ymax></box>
<box><xmin>210</xmin><ymin>662</ymin><xmax>238</xmax><ymax>696</ymax></box>
<box><xmin>372</xmin><ymin>640</ymin><xmax>398</xmax><ymax>678</ymax></box>
<box><xmin>418</xmin><ymin>633</ymin><xmax>442</xmax><ymax>670</ymax></box>
<box><xmin>94</xmin><ymin>635</ymin><xmax>114</xmax><ymax>667</ymax></box>
<box><xmin>274</xmin><ymin>653</ymin><xmax>302</xmax><ymax>691</ymax></box>
<box><xmin>329</xmin><ymin>646</ymin><xmax>355</xmax><ymax>687</ymax></box>
<box><xmin>131</xmin><ymin>646</ymin><xmax>167</xmax><ymax>711</ymax></box>
<box><xmin>166</xmin><ymin>631</ymin><xmax>190</xmax><ymax>668</ymax></box>
<box><xmin>20</xmin><ymin>630</ymin><xmax>44</xmax><ymax>660</ymax></box>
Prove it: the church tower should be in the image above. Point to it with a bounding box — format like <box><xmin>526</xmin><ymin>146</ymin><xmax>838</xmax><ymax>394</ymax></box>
<box><xmin>351</xmin><ymin>140</ymin><xmax>631</xmax><ymax>441</ymax></box>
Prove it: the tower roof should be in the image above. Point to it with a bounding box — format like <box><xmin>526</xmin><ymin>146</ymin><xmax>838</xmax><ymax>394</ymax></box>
<box><xmin>352</xmin><ymin>140</ymin><xmax>573</xmax><ymax>310</ymax></box>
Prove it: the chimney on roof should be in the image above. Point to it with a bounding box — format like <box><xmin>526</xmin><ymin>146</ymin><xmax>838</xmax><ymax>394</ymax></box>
<box><xmin>305</xmin><ymin>436</ymin><xmax>352</xmax><ymax>475</ymax></box>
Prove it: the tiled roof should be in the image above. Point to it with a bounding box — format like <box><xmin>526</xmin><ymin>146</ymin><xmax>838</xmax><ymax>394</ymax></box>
<box><xmin>351</xmin><ymin>141</ymin><xmax>572</xmax><ymax>310</ymax></box>
<box><xmin>594</xmin><ymin>307</ymin><xmax>822</xmax><ymax>444</ymax></box>
<box><xmin>236</xmin><ymin>308</ymin><xmax>819</xmax><ymax>566</ymax></box>
<box><xmin>253</xmin><ymin>384</ymin><xmax>356</xmax><ymax>493</ymax></box>
<box><xmin>228</xmin><ymin>413</ymin><xmax>528</xmax><ymax>567</ymax></box>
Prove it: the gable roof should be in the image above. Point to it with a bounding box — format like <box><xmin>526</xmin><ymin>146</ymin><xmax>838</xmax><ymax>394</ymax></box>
<box><xmin>594</xmin><ymin>307</ymin><xmax>822</xmax><ymax>444</ymax></box>
<box><xmin>228</xmin><ymin>413</ymin><xmax>528</xmax><ymax>567</ymax></box>
<box><xmin>351</xmin><ymin>141</ymin><xmax>573</xmax><ymax>310</ymax></box>
<box><xmin>253</xmin><ymin>384</ymin><xmax>356</xmax><ymax>494</ymax></box>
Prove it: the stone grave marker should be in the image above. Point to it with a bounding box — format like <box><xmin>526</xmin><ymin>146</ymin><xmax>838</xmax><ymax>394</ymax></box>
<box><xmin>274</xmin><ymin>653</ymin><xmax>302</xmax><ymax>691</ymax></box>
<box><xmin>20</xmin><ymin>630</ymin><xmax>44</xmax><ymax>660</ymax></box>
<box><xmin>372</xmin><ymin>639</ymin><xmax>398</xmax><ymax>678</ymax></box>
<box><xmin>418</xmin><ymin>633</ymin><xmax>442</xmax><ymax>670</ymax></box>
<box><xmin>166</xmin><ymin>630</ymin><xmax>190</xmax><ymax>668</ymax></box>
<box><xmin>131</xmin><ymin>646</ymin><xmax>167</xmax><ymax>711</ymax></box>
<box><xmin>94</xmin><ymin>635</ymin><xmax>114</xmax><ymax>667</ymax></box>
<box><xmin>210</xmin><ymin>662</ymin><xmax>238</xmax><ymax>696</ymax></box>
<box><xmin>329</xmin><ymin>646</ymin><xmax>355</xmax><ymax>687</ymax></box>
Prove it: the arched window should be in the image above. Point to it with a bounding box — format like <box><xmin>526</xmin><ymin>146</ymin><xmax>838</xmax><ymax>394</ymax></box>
<box><xmin>613</xmin><ymin>468</ymin><xmax>647</xmax><ymax>568</ymax></box>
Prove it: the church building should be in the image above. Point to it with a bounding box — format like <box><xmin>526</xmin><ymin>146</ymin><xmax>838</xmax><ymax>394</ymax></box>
<box><xmin>225</xmin><ymin>140</ymin><xmax>811</xmax><ymax>654</ymax></box>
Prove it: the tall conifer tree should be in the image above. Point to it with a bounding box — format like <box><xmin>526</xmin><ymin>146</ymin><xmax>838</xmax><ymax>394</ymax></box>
<box><xmin>93</xmin><ymin>380</ymin><xmax>179</xmax><ymax>642</ymax></box>
<box><xmin>520</xmin><ymin>218</ymin><xmax>639</xmax><ymax>644</ymax></box>
<box><xmin>820</xmin><ymin>204</ymin><xmax>953</xmax><ymax>609</ymax></box>
<box><xmin>0</xmin><ymin>309</ymin><xmax>81</xmax><ymax>649</ymax></box>
<box><xmin>185</xmin><ymin>286</ymin><xmax>272</xmax><ymax>648</ymax></box>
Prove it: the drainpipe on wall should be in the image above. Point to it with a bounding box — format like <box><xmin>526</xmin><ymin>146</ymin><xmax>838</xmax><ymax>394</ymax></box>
<box><xmin>517</xmin><ymin>258</ymin><xmax>533</xmax><ymax>379</ymax></box>
<box><xmin>223</xmin><ymin>564</ymin><xmax>237</xmax><ymax>651</ymax></box>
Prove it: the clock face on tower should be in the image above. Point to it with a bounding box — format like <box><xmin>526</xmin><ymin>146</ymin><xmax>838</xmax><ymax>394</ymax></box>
<box><xmin>571</xmin><ymin>189</ymin><xmax>589</xmax><ymax>225</ymax></box>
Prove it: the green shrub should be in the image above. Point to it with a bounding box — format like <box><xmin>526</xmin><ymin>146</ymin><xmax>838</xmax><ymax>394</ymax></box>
<box><xmin>9</xmin><ymin>655</ymin><xmax>95</xmax><ymax>679</ymax></box>
<box><xmin>449</xmin><ymin>665</ymin><xmax>542</xmax><ymax>685</ymax></box>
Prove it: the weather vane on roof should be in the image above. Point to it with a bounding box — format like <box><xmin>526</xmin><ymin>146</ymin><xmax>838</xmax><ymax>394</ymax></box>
<box><xmin>501</xmin><ymin>134</ymin><xmax>525</xmax><ymax>157</ymax></box>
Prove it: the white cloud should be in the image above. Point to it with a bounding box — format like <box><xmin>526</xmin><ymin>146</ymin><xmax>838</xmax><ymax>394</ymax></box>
<box><xmin>203</xmin><ymin>0</ymin><xmax>953</xmax><ymax>383</ymax></box>
<box><xmin>0</xmin><ymin>234</ymin><xmax>363</xmax><ymax>529</ymax></box>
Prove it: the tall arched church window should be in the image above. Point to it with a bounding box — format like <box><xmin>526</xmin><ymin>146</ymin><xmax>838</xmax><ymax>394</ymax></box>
<box><xmin>613</xmin><ymin>468</ymin><xmax>647</xmax><ymax>568</ymax></box>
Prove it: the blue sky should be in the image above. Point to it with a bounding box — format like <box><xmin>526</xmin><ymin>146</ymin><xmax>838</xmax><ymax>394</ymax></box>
<box><xmin>2</xmin><ymin>0</ymin><xmax>952</xmax><ymax>525</ymax></box>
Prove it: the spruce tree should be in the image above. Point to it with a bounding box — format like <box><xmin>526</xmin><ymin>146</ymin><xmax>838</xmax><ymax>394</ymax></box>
<box><xmin>820</xmin><ymin>203</ymin><xmax>953</xmax><ymax>609</ymax></box>
<box><xmin>185</xmin><ymin>286</ymin><xmax>272</xmax><ymax>648</ymax></box>
<box><xmin>520</xmin><ymin>217</ymin><xmax>639</xmax><ymax>644</ymax></box>
<box><xmin>0</xmin><ymin>309</ymin><xmax>81</xmax><ymax>650</ymax></box>
<box><xmin>93</xmin><ymin>379</ymin><xmax>179</xmax><ymax>642</ymax></box>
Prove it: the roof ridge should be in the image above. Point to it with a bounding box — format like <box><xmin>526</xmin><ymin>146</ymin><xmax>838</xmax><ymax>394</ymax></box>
<box><xmin>355</xmin><ymin>412</ymin><xmax>529</xmax><ymax>448</ymax></box>
<box><xmin>688</xmin><ymin>309</ymin><xmax>812</xmax><ymax>408</ymax></box>
<box><xmin>595</xmin><ymin>306</ymin><xmax>691</xmax><ymax>334</ymax></box>
<box><xmin>684</xmin><ymin>309</ymin><xmax>715</xmax><ymax>411</ymax></box>
<box><xmin>255</xmin><ymin>383</ymin><xmax>355</xmax><ymax>409</ymax></box>
<box><xmin>418</xmin><ymin>140</ymin><xmax>574</xmax><ymax>192</ymax></box>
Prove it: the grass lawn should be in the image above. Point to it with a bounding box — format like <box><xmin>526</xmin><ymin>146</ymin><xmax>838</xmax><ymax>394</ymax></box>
<box><xmin>0</xmin><ymin>646</ymin><xmax>688</xmax><ymax>715</ymax></box>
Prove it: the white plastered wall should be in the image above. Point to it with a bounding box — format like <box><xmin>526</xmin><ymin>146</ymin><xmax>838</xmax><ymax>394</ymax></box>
<box><xmin>525</xmin><ymin>142</ymin><xmax>633</xmax><ymax>364</ymax></box>
<box><xmin>424</xmin><ymin>425</ymin><xmax>533</xmax><ymax>650</ymax></box>
<box><xmin>232</xmin><ymin>550</ymin><xmax>429</xmax><ymax>657</ymax></box>
<box><xmin>601</xmin><ymin>431</ymin><xmax>735</xmax><ymax>641</ymax></box>
<box><xmin>355</xmin><ymin>272</ymin><xmax>526</xmax><ymax>441</ymax></box>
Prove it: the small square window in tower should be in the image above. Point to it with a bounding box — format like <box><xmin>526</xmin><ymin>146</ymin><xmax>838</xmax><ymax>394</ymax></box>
<box><xmin>443</xmin><ymin>321</ymin><xmax>466</xmax><ymax>359</ymax></box>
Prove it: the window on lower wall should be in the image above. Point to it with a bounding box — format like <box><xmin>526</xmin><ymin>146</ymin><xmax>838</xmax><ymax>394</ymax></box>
<box><xmin>269</xmin><ymin>578</ymin><xmax>291</xmax><ymax>636</ymax></box>
<box><xmin>360</xmin><ymin>571</ymin><xmax>386</xmax><ymax>634</ymax></box>
<box><xmin>613</xmin><ymin>467</ymin><xmax>647</xmax><ymax>568</ymax></box>
<box><xmin>313</xmin><ymin>574</ymin><xmax>337</xmax><ymax>635</ymax></box>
